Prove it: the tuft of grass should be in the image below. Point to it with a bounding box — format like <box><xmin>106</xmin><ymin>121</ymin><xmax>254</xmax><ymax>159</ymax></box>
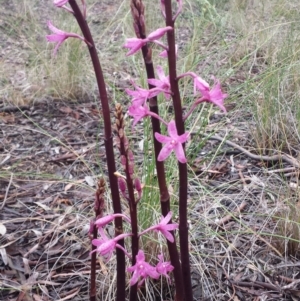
<box><xmin>272</xmin><ymin>199</ymin><xmax>300</xmax><ymax>257</ymax></box>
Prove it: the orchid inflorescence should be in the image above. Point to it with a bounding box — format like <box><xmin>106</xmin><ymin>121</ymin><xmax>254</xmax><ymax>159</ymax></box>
<box><xmin>47</xmin><ymin>0</ymin><xmax>228</xmax><ymax>299</ymax></box>
<box><xmin>47</xmin><ymin>2</ymin><xmax>227</xmax><ymax>164</ymax></box>
<box><xmin>91</xmin><ymin>211</ymin><xmax>177</xmax><ymax>286</ymax></box>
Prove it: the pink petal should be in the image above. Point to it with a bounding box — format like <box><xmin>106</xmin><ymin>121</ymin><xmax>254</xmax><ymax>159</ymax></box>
<box><xmin>47</xmin><ymin>21</ymin><xmax>67</xmax><ymax>36</ymax></box>
<box><xmin>164</xmin><ymin>224</ymin><xmax>179</xmax><ymax>231</ymax></box>
<box><xmin>54</xmin><ymin>0</ymin><xmax>69</xmax><ymax>6</ymax></box>
<box><xmin>157</xmin><ymin>143</ymin><xmax>174</xmax><ymax>161</ymax></box>
<box><xmin>136</xmin><ymin>250</ymin><xmax>145</xmax><ymax>262</ymax></box>
<box><xmin>147</xmin><ymin>26</ymin><xmax>173</xmax><ymax>41</ymax></box>
<box><xmin>177</xmin><ymin>132</ymin><xmax>189</xmax><ymax>143</ymax></box>
<box><xmin>146</xmin><ymin>267</ymin><xmax>160</xmax><ymax>279</ymax></box>
<box><xmin>160</xmin><ymin>230</ymin><xmax>175</xmax><ymax>243</ymax></box>
<box><xmin>156</xmin><ymin>65</ymin><xmax>165</xmax><ymax>80</ymax></box>
<box><xmin>154</xmin><ymin>132</ymin><xmax>171</xmax><ymax>144</ymax></box>
<box><xmin>94</xmin><ymin>215</ymin><xmax>114</xmax><ymax>227</ymax></box>
<box><xmin>167</xmin><ymin>120</ymin><xmax>178</xmax><ymax>138</ymax></box>
<box><xmin>91</xmin><ymin>239</ymin><xmax>103</xmax><ymax>247</ymax></box>
<box><xmin>160</xmin><ymin>211</ymin><xmax>172</xmax><ymax>225</ymax></box>
<box><xmin>159</xmin><ymin>49</ymin><xmax>168</xmax><ymax>58</ymax></box>
<box><xmin>129</xmin><ymin>271</ymin><xmax>139</xmax><ymax>286</ymax></box>
<box><xmin>174</xmin><ymin>143</ymin><xmax>187</xmax><ymax>163</ymax></box>
<box><xmin>123</xmin><ymin>38</ymin><xmax>146</xmax><ymax>56</ymax></box>
<box><xmin>147</xmin><ymin>78</ymin><xmax>164</xmax><ymax>88</ymax></box>
<box><xmin>46</xmin><ymin>34</ymin><xmax>65</xmax><ymax>42</ymax></box>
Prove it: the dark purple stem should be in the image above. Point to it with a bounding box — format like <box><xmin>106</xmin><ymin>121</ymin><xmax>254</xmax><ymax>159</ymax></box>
<box><xmin>164</xmin><ymin>1</ymin><xmax>193</xmax><ymax>300</ymax></box>
<box><xmin>131</xmin><ymin>14</ymin><xmax>186</xmax><ymax>301</ymax></box>
<box><xmin>118</xmin><ymin>141</ymin><xmax>139</xmax><ymax>301</ymax></box>
<box><xmin>68</xmin><ymin>1</ymin><xmax>125</xmax><ymax>301</ymax></box>
<box><xmin>90</xmin><ymin>190</ymin><xmax>102</xmax><ymax>301</ymax></box>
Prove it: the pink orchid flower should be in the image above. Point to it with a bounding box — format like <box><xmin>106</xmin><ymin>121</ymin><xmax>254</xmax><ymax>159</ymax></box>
<box><xmin>91</xmin><ymin>228</ymin><xmax>131</xmax><ymax>260</ymax></box>
<box><xmin>53</xmin><ymin>0</ymin><xmax>86</xmax><ymax>16</ymax></box>
<box><xmin>155</xmin><ymin>121</ymin><xmax>189</xmax><ymax>163</ymax></box>
<box><xmin>177</xmin><ymin>72</ymin><xmax>210</xmax><ymax>95</ymax></box>
<box><xmin>139</xmin><ymin>211</ymin><xmax>178</xmax><ymax>243</ymax></box>
<box><xmin>127</xmin><ymin>250</ymin><xmax>160</xmax><ymax>287</ymax></box>
<box><xmin>94</xmin><ymin>213</ymin><xmax>131</xmax><ymax>229</ymax></box>
<box><xmin>156</xmin><ymin>254</ymin><xmax>174</xmax><ymax>283</ymax></box>
<box><xmin>46</xmin><ymin>21</ymin><xmax>86</xmax><ymax>55</ymax></box>
<box><xmin>148</xmin><ymin>65</ymin><xmax>171</xmax><ymax>100</ymax></box>
<box><xmin>124</xmin><ymin>26</ymin><xmax>172</xmax><ymax>56</ymax></box>
<box><xmin>128</xmin><ymin>103</ymin><xmax>167</xmax><ymax>127</ymax></box>
<box><xmin>54</xmin><ymin>0</ymin><xmax>69</xmax><ymax>6</ymax></box>
<box><xmin>125</xmin><ymin>81</ymin><xmax>165</xmax><ymax>107</ymax></box>
<box><xmin>199</xmin><ymin>77</ymin><xmax>228</xmax><ymax>113</ymax></box>
<box><xmin>128</xmin><ymin>104</ymin><xmax>151</xmax><ymax>126</ymax></box>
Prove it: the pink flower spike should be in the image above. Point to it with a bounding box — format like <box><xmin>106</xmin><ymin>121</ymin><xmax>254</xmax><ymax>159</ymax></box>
<box><xmin>94</xmin><ymin>213</ymin><xmax>131</xmax><ymax>228</ymax></box>
<box><xmin>148</xmin><ymin>66</ymin><xmax>171</xmax><ymax>100</ymax></box>
<box><xmin>156</xmin><ymin>254</ymin><xmax>174</xmax><ymax>283</ymax></box>
<box><xmin>91</xmin><ymin>228</ymin><xmax>131</xmax><ymax>260</ymax></box>
<box><xmin>127</xmin><ymin>250</ymin><xmax>160</xmax><ymax>287</ymax></box>
<box><xmin>46</xmin><ymin>21</ymin><xmax>85</xmax><ymax>55</ymax></box>
<box><xmin>200</xmin><ymin>77</ymin><xmax>228</xmax><ymax>113</ymax></box>
<box><xmin>139</xmin><ymin>211</ymin><xmax>178</xmax><ymax>243</ymax></box>
<box><xmin>155</xmin><ymin>121</ymin><xmax>189</xmax><ymax>164</ymax></box>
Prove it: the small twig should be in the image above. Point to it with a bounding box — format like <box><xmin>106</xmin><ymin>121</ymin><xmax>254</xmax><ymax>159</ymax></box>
<box><xmin>208</xmin><ymin>134</ymin><xmax>300</xmax><ymax>168</ymax></box>
<box><xmin>0</xmin><ymin>173</ymin><xmax>13</xmax><ymax>210</ymax></box>
<box><xmin>216</xmin><ymin>201</ymin><xmax>247</xmax><ymax>226</ymax></box>
<box><xmin>232</xmin><ymin>280</ymin><xmax>280</xmax><ymax>291</ymax></box>
<box><xmin>266</xmin><ymin>167</ymin><xmax>296</xmax><ymax>173</ymax></box>
<box><xmin>282</xmin><ymin>278</ymin><xmax>300</xmax><ymax>289</ymax></box>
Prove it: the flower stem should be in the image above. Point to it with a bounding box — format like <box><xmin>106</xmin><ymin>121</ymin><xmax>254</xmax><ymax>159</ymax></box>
<box><xmin>130</xmin><ymin>1</ymin><xmax>186</xmax><ymax>300</ymax></box>
<box><xmin>115</xmin><ymin>104</ymin><xmax>139</xmax><ymax>301</ymax></box>
<box><xmin>68</xmin><ymin>1</ymin><xmax>125</xmax><ymax>300</ymax></box>
<box><xmin>164</xmin><ymin>1</ymin><xmax>193</xmax><ymax>300</ymax></box>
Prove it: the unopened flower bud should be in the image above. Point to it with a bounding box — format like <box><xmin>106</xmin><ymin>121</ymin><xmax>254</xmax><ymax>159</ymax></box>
<box><xmin>120</xmin><ymin>155</ymin><xmax>127</xmax><ymax>167</ymax></box>
<box><xmin>128</xmin><ymin>163</ymin><xmax>134</xmax><ymax>176</ymax></box>
<box><xmin>118</xmin><ymin>177</ymin><xmax>127</xmax><ymax>193</ymax></box>
<box><xmin>89</xmin><ymin>219</ymin><xmax>95</xmax><ymax>235</ymax></box>
<box><xmin>134</xmin><ymin>178</ymin><xmax>143</xmax><ymax>200</ymax></box>
<box><xmin>128</xmin><ymin>150</ymin><xmax>134</xmax><ymax>164</ymax></box>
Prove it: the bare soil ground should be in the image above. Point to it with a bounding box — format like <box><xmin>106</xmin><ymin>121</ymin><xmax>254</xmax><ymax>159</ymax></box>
<box><xmin>1</xmin><ymin>1</ymin><xmax>300</xmax><ymax>301</ymax></box>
